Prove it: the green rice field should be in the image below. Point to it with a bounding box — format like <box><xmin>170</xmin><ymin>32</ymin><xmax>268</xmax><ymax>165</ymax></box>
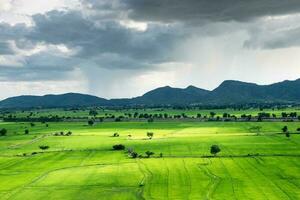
<box><xmin>0</xmin><ymin>121</ymin><xmax>300</xmax><ymax>199</ymax></box>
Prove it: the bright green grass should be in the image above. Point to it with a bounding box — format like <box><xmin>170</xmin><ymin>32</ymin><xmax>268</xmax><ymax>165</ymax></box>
<box><xmin>0</xmin><ymin>121</ymin><xmax>300</xmax><ymax>199</ymax></box>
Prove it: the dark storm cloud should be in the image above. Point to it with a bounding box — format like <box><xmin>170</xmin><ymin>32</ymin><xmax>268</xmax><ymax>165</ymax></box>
<box><xmin>29</xmin><ymin>10</ymin><xmax>183</xmax><ymax>64</ymax></box>
<box><xmin>0</xmin><ymin>52</ymin><xmax>77</xmax><ymax>81</ymax></box>
<box><xmin>1</xmin><ymin>0</ymin><xmax>300</xmax><ymax>84</ymax></box>
<box><xmin>125</xmin><ymin>0</ymin><xmax>300</xmax><ymax>23</ymax></box>
<box><xmin>0</xmin><ymin>9</ymin><xmax>184</xmax><ymax>81</ymax></box>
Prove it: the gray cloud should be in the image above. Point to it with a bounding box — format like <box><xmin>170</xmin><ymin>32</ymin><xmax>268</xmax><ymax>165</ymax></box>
<box><xmin>244</xmin><ymin>21</ymin><xmax>300</xmax><ymax>49</ymax></box>
<box><xmin>1</xmin><ymin>0</ymin><xmax>300</xmax><ymax>99</ymax></box>
<box><xmin>125</xmin><ymin>0</ymin><xmax>300</xmax><ymax>23</ymax></box>
<box><xmin>0</xmin><ymin>51</ymin><xmax>78</xmax><ymax>81</ymax></box>
<box><xmin>0</xmin><ymin>41</ymin><xmax>14</xmax><ymax>54</ymax></box>
<box><xmin>0</xmin><ymin>9</ymin><xmax>185</xmax><ymax>82</ymax></box>
<box><xmin>29</xmin><ymin>10</ymin><xmax>183</xmax><ymax>63</ymax></box>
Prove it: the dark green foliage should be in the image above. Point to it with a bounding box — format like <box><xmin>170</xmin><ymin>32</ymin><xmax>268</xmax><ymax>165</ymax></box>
<box><xmin>113</xmin><ymin>133</ymin><xmax>119</xmax><ymax>137</ymax></box>
<box><xmin>113</xmin><ymin>144</ymin><xmax>125</xmax><ymax>150</ymax></box>
<box><xmin>88</xmin><ymin>120</ymin><xmax>94</xmax><ymax>126</ymax></box>
<box><xmin>66</xmin><ymin>131</ymin><xmax>72</xmax><ymax>136</ymax></box>
<box><xmin>89</xmin><ymin>110</ymin><xmax>98</xmax><ymax>116</ymax></box>
<box><xmin>39</xmin><ymin>145</ymin><xmax>49</xmax><ymax>150</ymax></box>
<box><xmin>145</xmin><ymin>151</ymin><xmax>155</xmax><ymax>158</ymax></box>
<box><xmin>147</xmin><ymin>132</ymin><xmax>154</xmax><ymax>139</ymax></box>
<box><xmin>0</xmin><ymin>128</ymin><xmax>7</xmax><ymax>136</ymax></box>
<box><xmin>282</xmin><ymin>126</ymin><xmax>288</xmax><ymax>133</ymax></box>
<box><xmin>24</xmin><ymin>129</ymin><xmax>29</xmax><ymax>134</ymax></box>
<box><xmin>130</xmin><ymin>152</ymin><xmax>138</xmax><ymax>158</ymax></box>
<box><xmin>210</xmin><ymin>145</ymin><xmax>221</xmax><ymax>156</ymax></box>
<box><xmin>148</xmin><ymin>118</ymin><xmax>154</xmax><ymax>122</ymax></box>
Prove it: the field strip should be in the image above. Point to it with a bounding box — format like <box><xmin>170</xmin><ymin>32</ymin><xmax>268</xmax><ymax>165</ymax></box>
<box><xmin>137</xmin><ymin>160</ymin><xmax>154</xmax><ymax>200</ymax></box>
<box><xmin>197</xmin><ymin>159</ymin><xmax>221</xmax><ymax>200</ymax></box>
<box><xmin>182</xmin><ymin>158</ymin><xmax>192</xmax><ymax>200</ymax></box>
<box><xmin>219</xmin><ymin>158</ymin><xmax>238</xmax><ymax>200</ymax></box>
<box><xmin>245</xmin><ymin>158</ymin><xmax>293</xmax><ymax>200</ymax></box>
<box><xmin>136</xmin><ymin>160</ymin><xmax>147</xmax><ymax>200</ymax></box>
<box><xmin>3</xmin><ymin>161</ymin><xmax>134</xmax><ymax>200</ymax></box>
<box><xmin>157</xmin><ymin>154</ymin><xmax>300</xmax><ymax>158</ymax></box>
<box><xmin>230</xmin><ymin>157</ymin><xmax>270</xmax><ymax>199</ymax></box>
<box><xmin>7</xmin><ymin>134</ymin><xmax>51</xmax><ymax>150</ymax></box>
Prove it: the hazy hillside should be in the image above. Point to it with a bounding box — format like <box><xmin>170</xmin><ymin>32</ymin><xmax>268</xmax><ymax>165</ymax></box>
<box><xmin>1</xmin><ymin>79</ymin><xmax>300</xmax><ymax>108</ymax></box>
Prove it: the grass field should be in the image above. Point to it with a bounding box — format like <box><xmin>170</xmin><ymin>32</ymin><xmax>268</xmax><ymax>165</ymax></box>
<box><xmin>0</xmin><ymin>121</ymin><xmax>300</xmax><ymax>199</ymax></box>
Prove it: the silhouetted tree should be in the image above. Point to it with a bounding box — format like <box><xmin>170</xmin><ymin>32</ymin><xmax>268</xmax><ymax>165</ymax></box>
<box><xmin>113</xmin><ymin>144</ymin><xmax>125</xmax><ymax>150</ymax></box>
<box><xmin>145</xmin><ymin>151</ymin><xmax>154</xmax><ymax>158</ymax></box>
<box><xmin>0</xmin><ymin>128</ymin><xmax>7</xmax><ymax>136</ymax></box>
<box><xmin>282</xmin><ymin>126</ymin><xmax>288</xmax><ymax>133</ymax></box>
<box><xmin>88</xmin><ymin>120</ymin><xmax>94</xmax><ymax>126</ymax></box>
<box><xmin>113</xmin><ymin>133</ymin><xmax>119</xmax><ymax>137</ymax></box>
<box><xmin>39</xmin><ymin>145</ymin><xmax>49</xmax><ymax>150</ymax></box>
<box><xmin>147</xmin><ymin>132</ymin><xmax>154</xmax><ymax>139</ymax></box>
<box><xmin>210</xmin><ymin>145</ymin><xmax>221</xmax><ymax>156</ymax></box>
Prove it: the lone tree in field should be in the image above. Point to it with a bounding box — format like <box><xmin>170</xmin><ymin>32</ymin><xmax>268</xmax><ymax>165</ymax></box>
<box><xmin>0</xmin><ymin>128</ymin><xmax>7</xmax><ymax>136</ymax></box>
<box><xmin>113</xmin><ymin>133</ymin><xmax>119</xmax><ymax>137</ymax></box>
<box><xmin>282</xmin><ymin>126</ymin><xmax>288</xmax><ymax>133</ymax></box>
<box><xmin>286</xmin><ymin>132</ymin><xmax>290</xmax><ymax>138</ymax></box>
<box><xmin>147</xmin><ymin>132</ymin><xmax>154</xmax><ymax>139</ymax></box>
<box><xmin>210</xmin><ymin>145</ymin><xmax>221</xmax><ymax>156</ymax></box>
<box><xmin>145</xmin><ymin>151</ymin><xmax>155</xmax><ymax>158</ymax></box>
<box><xmin>24</xmin><ymin>129</ymin><xmax>29</xmax><ymax>134</ymax></box>
<box><xmin>112</xmin><ymin>144</ymin><xmax>125</xmax><ymax>150</ymax></box>
<box><xmin>39</xmin><ymin>145</ymin><xmax>49</xmax><ymax>150</ymax></box>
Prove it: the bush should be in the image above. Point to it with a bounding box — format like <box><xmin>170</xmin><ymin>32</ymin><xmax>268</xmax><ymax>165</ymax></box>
<box><xmin>210</xmin><ymin>145</ymin><xmax>221</xmax><ymax>156</ymax></box>
<box><xmin>66</xmin><ymin>131</ymin><xmax>72</xmax><ymax>136</ymax></box>
<box><xmin>113</xmin><ymin>133</ymin><xmax>119</xmax><ymax>137</ymax></box>
<box><xmin>112</xmin><ymin>144</ymin><xmax>125</xmax><ymax>150</ymax></box>
<box><xmin>0</xmin><ymin>128</ymin><xmax>7</xmax><ymax>136</ymax></box>
<box><xmin>147</xmin><ymin>132</ymin><xmax>154</xmax><ymax>139</ymax></box>
<box><xmin>145</xmin><ymin>151</ymin><xmax>154</xmax><ymax>158</ymax></box>
<box><xmin>24</xmin><ymin>129</ymin><xmax>29</xmax><ymax>134</ymax></box>
<box><xmin>88</xmin><ymin>120</ymin><xmax>94</xmax><ymax>126</ymax></box>
<box><xmin>282</xmin><ymin>126</ymin><xmax>288</xmax><ymax>133</ymax></box>
<box><xmin>39</xmin><ymin>145</ymin><xmax>49</xmax><ymax>150</ymax></box>
<box><xmin>130</xmin><ymin>152</ymin><xmax>138</xmax><ymax>158</ymax></box>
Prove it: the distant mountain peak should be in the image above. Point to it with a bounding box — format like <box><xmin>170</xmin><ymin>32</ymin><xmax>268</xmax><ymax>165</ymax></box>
<box><xmin>1</xmin><ymin>78</ymin><xmax>300</xmax><ymax>108</ymax></box>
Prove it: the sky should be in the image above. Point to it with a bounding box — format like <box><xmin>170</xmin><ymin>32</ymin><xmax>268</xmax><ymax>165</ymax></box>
<box><xmin>1</xmin><ymin>0</ymin><xmax>300</xmax><ymax>100</ymax></box>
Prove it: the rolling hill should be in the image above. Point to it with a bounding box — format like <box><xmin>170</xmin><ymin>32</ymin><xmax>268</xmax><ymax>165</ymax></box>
<box><xmin>1</xmin><ymin>79</ymin><xmax>300</xmax><ymax>108</ymax></box>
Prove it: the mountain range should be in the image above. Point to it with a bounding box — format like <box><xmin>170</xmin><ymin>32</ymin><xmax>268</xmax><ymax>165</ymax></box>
<box><xmin>1</xmin><ymin>79</ymin><xmax>300</xmax><ymax>108</ymax></box>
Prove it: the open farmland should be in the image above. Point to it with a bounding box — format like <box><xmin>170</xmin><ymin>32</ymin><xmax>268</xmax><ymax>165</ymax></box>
<box><xmin>0</xmin><ymin>121</ymin><xmax>300</xmax><ymax>199</ymax></box>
